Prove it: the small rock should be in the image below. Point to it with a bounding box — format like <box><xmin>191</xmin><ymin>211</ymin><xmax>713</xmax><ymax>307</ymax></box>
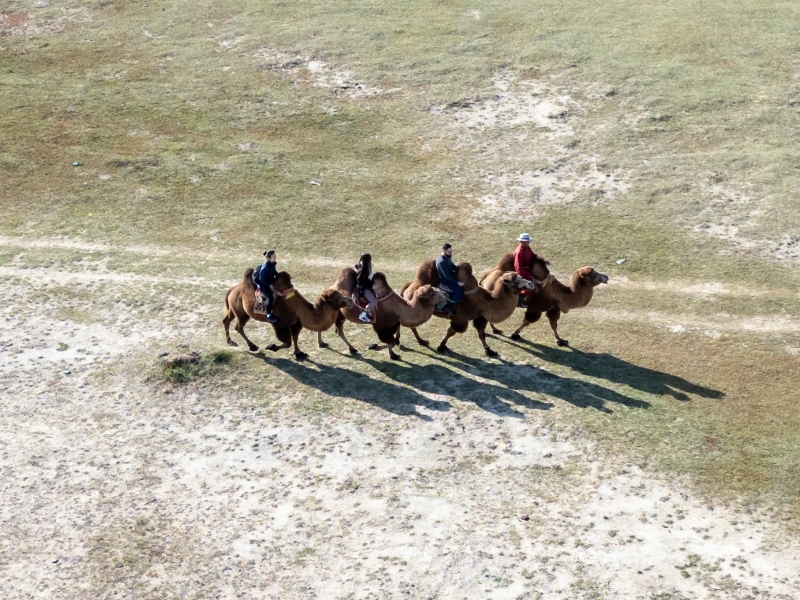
<box><xmin>520</xmin><ymin>514</ymin><xmax>530</xmax><ymax>521</ymax></box>
<box><xmin>72</xmin><ymin>162</ymin><xmax>81</xmax><ymax>167</ymax></box>
<box><xmin>158</xmin><ymin>351</ymin><xmax>170</xmax><ymax>358</ymax></box>
<box><xmin>34</xmin><ymin>1</ymin><xmax>49</xmax><ymax>7</ymax></box>
<box><xmin>616</xmin><ymin>258</ymin><xmax>627</xmax><ymax>264</ymax></box>
<box><xmin>310</xmin><ymin>180</ymin><xmax>321</xmax><ymax>186</ymax></box>
<box><xmin>543</xmin><ymin>452</ymin><xmax>552</xmax><ymax>458</ymax></box>
<box><xmin>63</xmin><ymin>370</ymin><xmax>71</xmax><ymax>375</ymax></box>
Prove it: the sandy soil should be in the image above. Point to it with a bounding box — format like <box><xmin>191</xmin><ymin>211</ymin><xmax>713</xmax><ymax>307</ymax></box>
<box><xmin>2</xmin><ymin>237</ymin><xmax>800</xmax><ymax>599</ymax></box>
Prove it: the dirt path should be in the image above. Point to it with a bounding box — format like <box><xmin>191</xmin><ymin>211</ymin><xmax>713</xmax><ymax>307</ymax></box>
<box><xmin>1</xmin><ymin>237</ymin><xmax>799</xmax><ymax>598</ymax></box>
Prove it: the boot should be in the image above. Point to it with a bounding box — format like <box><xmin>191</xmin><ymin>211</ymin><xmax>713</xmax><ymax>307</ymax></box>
<box><xmin>517</xmin><ymin>295</ymin><xmax>527</xmax><ymax>308</ymax></box>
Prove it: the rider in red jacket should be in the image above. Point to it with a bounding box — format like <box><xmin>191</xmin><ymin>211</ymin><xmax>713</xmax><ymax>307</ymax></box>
<box><xmin>513</xmin><ymin>233</ymin><xmax>547</xmax><ymax>307</ymax></box>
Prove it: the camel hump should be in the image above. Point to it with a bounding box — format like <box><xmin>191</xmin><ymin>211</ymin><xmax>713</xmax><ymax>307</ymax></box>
<box><xmin>333</xmin><ymin>267</ymin><xmax>357</xmax><ymax>293</ymax></box>
<box><xmin>413</xmin><ymin>259</ymin><xmax>439</xmax><ymax>286</ymax></box>
<box><xmin>497</xmin><ymin>253</ymin><xmax>515</xmax><ymax>272</ymax></box>
<box><xmin>242</xmin><ymin>267</ymin><xmax>256</xmax><ymax>289</ymax></box>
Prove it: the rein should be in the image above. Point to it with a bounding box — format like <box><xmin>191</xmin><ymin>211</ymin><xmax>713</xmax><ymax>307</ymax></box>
<box><xmin>463</xmin><ymin>285</ymin><xmax>481</xmax><ymax>295</ymax></box>
<box><xmin>276</xmin><ymin>287</ymin><xmax>296</xmax><ymax>299</ymax></box>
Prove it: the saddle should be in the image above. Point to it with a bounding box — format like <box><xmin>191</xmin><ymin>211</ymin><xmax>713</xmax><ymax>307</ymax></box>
<box><xmin>253</xmin><ymin>288</ymin><xmax>268</xmax><ymax>321</ymax></box>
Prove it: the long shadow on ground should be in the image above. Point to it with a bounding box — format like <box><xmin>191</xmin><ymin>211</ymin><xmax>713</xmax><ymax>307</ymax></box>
<box><xmin>362</xmin><ymin>358</ymin><xmax>553</xmax><ymax>418</ymax></box>
<box><xmin>495</xmin><ymin>337</ymin><xmax>725</xmax><ymax>401</ymax></box>
<box><xmin>425</xmin><ymin>349</ymin><xmax>650</xmax><ymax>414</ymax></box>
<box><xmin>264</xmin><ymin>356</ymin><xmax>450</xmax><ymax>420</ymax></box>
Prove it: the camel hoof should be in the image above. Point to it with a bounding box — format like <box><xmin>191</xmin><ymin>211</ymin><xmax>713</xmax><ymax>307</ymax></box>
<box><xmin>247</xmin><ymin>343</ymin><xmax>259</xmax><ymax>352</ymax></box>
<box><xmin>348</xmin><ymin>347</ymin><xmax>360</xmax><ymax>356</ymax></box>
<box><xmin>485</xmin><ymin>348</ymin><xmax>499</xmax><ymax>358</ymax></box>
<box><xmin>227</xmin><ymin>340</ymin><xmax>238</xmax><ymax>347</ymax></box>
<box><xmin>557</xmin><ymin>339</ymin><xmax>570</xmax><ymax>347</ymax></box>
<box><xmin>367</xmin><ymin>343</ymin><xmax>378</xmax><ymax>351</ymax></box>
<box><xmin>318</xmin><ymin>341</ymin><xmax>329</xmax><ymax>349</ymax></box>
<box><xmin>418</xmin><ymin>339</ymin><xmax>430</xmax><ymax>347</ymax></box>
<box><xmin>436</xmin><ymin>345</ymin><xmax>449</xmax><ymax>354</ymax></box>
<box><xmin>491</xmin><ymin>329</ymin><xmax>503</xmax><ymax>335</ymax></box>
<box><xmin>265</xmin><ymin>344</ymin><xmax>278</xmax><ymax>352</ymax></box>
<box><xmin>510</xmin><ymin>333</ymin><xmax>522</xmax><ymax>341</ymax></box>
<box><xmin>295</xmin><ymin>351</ymin><xmax>308</xmax><ymax>361</ymax></box>
<box><xmin>390</xmin><ymin>353</ymin><xmax>401</xmax><ymax>361</ymax></box>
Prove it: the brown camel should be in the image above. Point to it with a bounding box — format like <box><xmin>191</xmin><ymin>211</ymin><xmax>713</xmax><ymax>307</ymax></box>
<box><xmin>486</xmin><ymin>265</ymin><xmax>609</xmax><ymax>346</ymax></box>
<box><xmin>400</xmin><ymin>260</ymin><xmax>536</xmax><ymax>357</ymax></box>
<box><xmin>322</xmin><ymin>268</ymin><xmax>447</xmax><ymax>360</ymax></box>
<box><xmin>223</xmin><ymin>268</ymin><xmax>352</xmax><ymax>359</ymax></box>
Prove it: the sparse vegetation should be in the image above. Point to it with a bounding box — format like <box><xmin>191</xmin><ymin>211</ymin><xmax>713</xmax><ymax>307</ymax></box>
<box><xmin>2</xmin><ymin>0</ymin><xmax>800</xmax><ymax>597</ymax></box>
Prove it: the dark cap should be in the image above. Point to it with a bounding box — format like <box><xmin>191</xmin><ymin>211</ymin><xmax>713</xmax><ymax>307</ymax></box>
<box><xmin>442</xmin><ymin>243</ymin><xmax>452</xmax><ymax>250</ymax></box>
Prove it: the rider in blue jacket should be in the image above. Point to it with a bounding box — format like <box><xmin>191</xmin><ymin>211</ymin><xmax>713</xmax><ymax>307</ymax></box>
<box><xmin>255</xmin><ymin>250</ymin><xmax>279</xmax><ymax>323</ymax></box>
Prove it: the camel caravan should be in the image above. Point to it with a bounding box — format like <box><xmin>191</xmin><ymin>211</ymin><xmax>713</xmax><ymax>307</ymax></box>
<box><xmin>223</xmin><ymin>235</ymin><xmax>608</xmax><ymax>360</ymax></box>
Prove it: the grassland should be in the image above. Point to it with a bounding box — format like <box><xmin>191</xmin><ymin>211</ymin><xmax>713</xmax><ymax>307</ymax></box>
<box><xmin>2</xmin><ymin>0</ymin><xmax>800</xmax><ymax>597</ymax></box>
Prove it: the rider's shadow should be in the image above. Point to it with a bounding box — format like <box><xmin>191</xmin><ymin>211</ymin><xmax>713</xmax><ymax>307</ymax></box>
<box><xmin>265</xmin><ymin>356</ymin><xmax>451</xmax><ymax>421</ymax></box>
<box><xmin>428</xmin><ymin>351</ymin><xmax>651</xmax><ymax>413</ymax></box>
<box><xmin>504</xmin><ymin>342</ymin><xmax>725</xmax><ymax>402</ymax></box>
<box><xmin>363</xmin><ymin>357</ymin><xmax>554</xmax><ymax>418</ymax></box>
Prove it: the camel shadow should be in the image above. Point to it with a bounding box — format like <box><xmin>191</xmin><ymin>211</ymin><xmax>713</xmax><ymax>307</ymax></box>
<box><xmin>362</xmin><ymin>358</ymin><xmax>553</xmax><ymax>418</ymax></box>
<box><xmin>429</xmin><ymin>351</ymin><xmax>650</xmax><ymax>414</ymax></box>
<box><xmin>263</xmin><ymin>356</ymin><xmax>451</xmax><ymax>420</ymax></box>
<box><xmin>500</xmin><ymin>339</ymin><xmax>724</xmax><ymax>401</ymax></box>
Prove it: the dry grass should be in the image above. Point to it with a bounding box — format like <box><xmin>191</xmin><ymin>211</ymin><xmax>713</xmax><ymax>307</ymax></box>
<box><xmin>2</xmin><ymin>2</ymin><xmax>800</xmax><ymax>593</ymax></box>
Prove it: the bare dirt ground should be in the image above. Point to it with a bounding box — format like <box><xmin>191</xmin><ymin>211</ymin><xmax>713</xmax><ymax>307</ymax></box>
<box><xmin>2</xmin><ymin>236</ymin><xmax>800</xmax><ymax>599</ymax></box>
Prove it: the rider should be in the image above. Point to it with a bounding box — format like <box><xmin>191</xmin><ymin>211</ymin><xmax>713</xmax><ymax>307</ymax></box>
<box><xmin>513</xmin><ymin>233</ymin><xmax>547</xmax><ymax>307</ymax></box>
<box><xmin>355</xmin><ymin>253</ymin><xmax>377</xmax><ymax>323</ymax></box>
<box><xmin>435</xmin><ymin>243</ymin><xmax>464</xmax><ymax>316</ymax></box>
<box><xmin>255</xmin><ymin>249</ymin><xmax>279</xmax><ymax>323</ymax></box>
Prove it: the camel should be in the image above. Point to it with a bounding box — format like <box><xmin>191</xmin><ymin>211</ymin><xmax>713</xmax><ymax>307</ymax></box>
<box><xmin>321</xmin><ymin>268</ymin><xmax>448</xmax><ymax>360</ymax></box>
<box><xmin>399</xmin><ymin>260</ymin><xmax>536</xmax><ymax>357</ymax></box>
<box><xmin>223</xmin><ymin>268</ymin><xmax>353</xmax><ymax>359</ymax></box>
<box><xmin>485</xmin><ymin>264</ymin><xmax>609</xmax><ymax>346</ymax></box>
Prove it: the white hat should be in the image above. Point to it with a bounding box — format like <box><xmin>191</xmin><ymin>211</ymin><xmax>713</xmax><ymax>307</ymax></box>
<box><xmin>518</xmin><ymin>233</ymin><xmax>532</xmax><ymax>242</ymax></box>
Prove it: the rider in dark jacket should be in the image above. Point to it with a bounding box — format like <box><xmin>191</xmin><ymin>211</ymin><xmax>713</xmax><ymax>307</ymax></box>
<box><xmin>355</xmin><ymin>253</ymin><xmax>377</xmax><ymax>323</ymax></box>
<box><xmin>255</xmin><ymin>249</ymin><xmax>278</xmax><ymax>323</ymax></box>
<box><xmin>435</xmin><ymin>243</ymin><xmax>464</xmax><ymax>315</ymax></box>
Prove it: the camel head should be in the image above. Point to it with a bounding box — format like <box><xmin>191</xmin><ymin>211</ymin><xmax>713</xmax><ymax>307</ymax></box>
<box><xmin>320</xmin><ymin>288</ymin><xmax>354</xmax><ymax>309</ymax></box>
<box><xmin>572</xmin><ymin>267</ymin><xmax>609</xmax><ymax>288</ymax></box>
<box><xmin>273</xmin><ymin>271</ymin><xmax>294</xmax><ymax>294</ymax></box>
<box><xmin>415</xmin><ymin>284</ymin><xmax>448</xmax><ymax>305</ymax></box>
<box><xmin>455</xmin><ymin>262</ymin><xmax>473</xmax><ymax>283</ymax></box>
<box><xmin>501</xmin><ymin>271</ymin><xmax>536</xmax><ymax>291</ymax></box>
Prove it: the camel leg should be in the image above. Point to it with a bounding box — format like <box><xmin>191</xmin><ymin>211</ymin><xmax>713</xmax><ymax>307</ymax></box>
<box><xmin>436</xmin><ymin>321</ymin><xmax>467</xmax><ymax>354</ymax></box>
<box><xmin>291</xmin><ymin>323</ymin><xmax>308</xmax><ymax>360</ymax></box>
<box><xmin>335</xmin><ymin>313</ymin><xmax>360</xmax><ymax>355</ymax></box>
<box><xmin>368</xmin><ymin>325</ymin><xmax>401</xmax><ymax>360</ymax></box>
<box><xmin>223</xmin><ymin>309</ymin><xmax>238</xmax><ymax>347</ymax></box>
<box><xmin>510</xmin><ymin>311</ymin><xmax>542</xmax><ymax>341</ymax></box>
<box><xmin>546</xmin><ymin>308</ymin><xmax>568</xmax><ymax>346</ymax></box>
<box><xmin>473</xmin><ymin>317</ymin><xmax>498</xmax><ymax>358</ymax></box>
<box><xmin>234</xmin><ymin>316</ymin><xmax>259</xmax><ymax>352</ymax></box>
<box><xmin>368</xmin><ymin>343</ymin><xmax>401</xmax><ymax>361</ymax></box>
<box><xmin>317</xmin><ymin>331</ymin><xmax>328</xmax><ymax>348</ymax></box>
<box><xmin>410</xmin><ymin>327</ymin><xmax>430</xmax><ymax>347</ymax></box>
<box><xmin>265</xmin><ymin>326</ymin><xmax>292</xmax><ymax>353</ymax></box>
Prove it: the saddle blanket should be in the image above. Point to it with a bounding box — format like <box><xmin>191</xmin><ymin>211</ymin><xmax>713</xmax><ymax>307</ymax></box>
<box><xmin>351</xmin><ymin>292</ymin><xmax>377</xmax><ymax>324</ymax></box>
<box><xmin>253</xmin><ymin>289</ymin><xmax>268</xmax><ymax>322</ymax></box>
